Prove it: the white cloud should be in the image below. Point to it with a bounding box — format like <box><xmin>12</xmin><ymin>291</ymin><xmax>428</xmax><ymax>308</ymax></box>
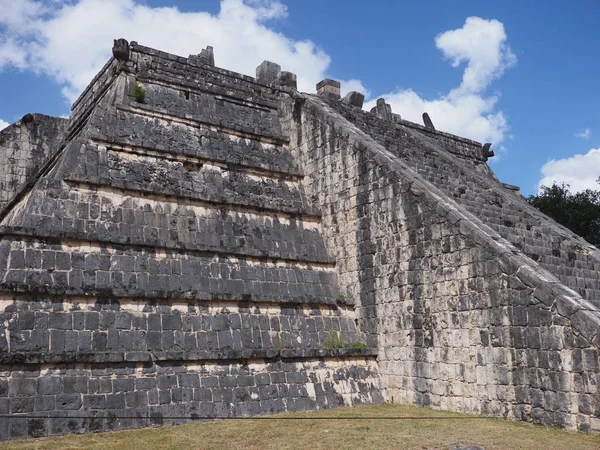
<box><xmin>0</xmin><ymin>119</ymin><xmax>9</xmax><ymax>130</ymax></box>
<box><xmin>0</xmin><ymin>0</ymin><xmax>334</xmax><ymax>102</ymax></box>
<box><xmin>575</xmin><ymin>128</ymin><xmax>591</xmax><ymax>139</ymax></box>
<box><xmin>538</xmin><ymin>148</ymin><xmax>600</xmax><ymax>193</ymax></box>
<box><xmin>0</xmin><ymin>5</ymin><xmax>515</xmax><ymax>149</ymax></box>
<box><xmin>435</xmin><ymin>17</ymin><xmax>516</xmax><ymax>95</ymax></box>
<box><xmin>364</xmin><ymin>17</ymin><xmax>515</xmax><ymax>146</ymax></box>
<box><xmin>339</xmin><ymin>79</ymin><xmax>371</xmax><ymax>100</ymax></box>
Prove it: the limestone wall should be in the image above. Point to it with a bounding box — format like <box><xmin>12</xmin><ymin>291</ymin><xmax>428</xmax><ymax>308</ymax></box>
<box><xmin>69</xmin><ymin>58</ymin><xmax>121</xmax><ymax>135</ymax></box>
<box><xmin>0</xmin><ymin>115</ymin><xmax>67</xmax><ymax>217</ymax></box>
<box><xmin>399</xmin><ymin>118</ymin><xmax>487</xmax><ymax>163</ymax></box>
<box><xmin>285</xmin><ymin>93</ymin><xmax>600</xmax><ymax>432</ymax></box>
<box><xmin>328</xmin><ymin>100</ymin><xmax>600</xmax><ymax>309</ymax></box>
<box><xmin>0</xmin><ymin>44</ymin><xmax>384</xmax><ymax>441</ymax></box>
<box><xmin>1</xmin><ymin>40</ymin><xmax>599</xmax><ymax>440</ymax></box>
<box><xmin>1</xmin><ymin>352</ymin><xmax>380</xmax><ymax>439</ymax></box>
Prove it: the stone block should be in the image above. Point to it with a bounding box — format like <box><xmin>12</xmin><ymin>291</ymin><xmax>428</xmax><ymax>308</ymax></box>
<box><xmin>112</xmin><ymin>38</ymin><xmax>130</xmax><ymax>61</ymax></box>
<box><xmin>316</xmin><ymin>78</ymin><xmax>341</xmax><ymax>100</ymax></box>
<box><xmin>113</xmin><ymin>378</ymin><xmax>134</xmax><ymax>393</ymax></box>
<box><xmin>342</xmin><ymin>91</ymin><xmax>365</xmax><ymax>108</ymax></box>
<box><xmin>481</xmin><ymin>143</ymin><xmax>494</xmax><ymax>159</ymax></box>
<box><xmin>10</xmin><ymin>397</ymin><xmax>35</xmax><ymax>414</ymax></box>
<box><xmin>422</xmin><ymin>112</ymin><xmax>435</xmax><ymax>130</ymax></box>
<box><xmin>198</xmin><ymin>46</ymin><xmax>215</xmax><ymax>67</ymax></box>
<box><xmin>9</xmin><ymin>378</ymin><xmax>36</xmax><ymax>396</ymax></box>
<box><xmin>371</xmin><ymin>98</ymin><xmax>393</xmax><ymax>121</ymax></box>
<box><xmin>274</xmin><ymin>71</ymin><xmax>297</xmax><ymax>89</ymax></box>
<box><xmin>178</xmin><ymin>374</ymin><xmax>200</xmax><ymax>388</ymax></box>
<box><xmin>256</xmin><ymin>61</ymin><xmax>281</xmax><ymax>85</ymax></box>
<box><xmin>84</xmin><ymin>394</ymin><xmax>107</xmax><ymax>409</ymax></box>
<box><xmin>56</xmin><ymin>394</ymin><xmax>82</xmax><ymax>410</ymax></box>
<box><xmin>106</xmin><ymin>393</ymin><xmax>126</xmax><ymax>409</ymax></box>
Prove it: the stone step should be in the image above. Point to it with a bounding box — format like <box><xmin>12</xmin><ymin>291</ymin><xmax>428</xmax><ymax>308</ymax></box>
<box><xmin>374</xmin><ymin>116</ymin><xmax>600</xmax><ymax>307</ymax></box>
<box><xmin>91</xmin><ymin>108</ymin><xmax>299</xmax><ymax>176</ymax></box>
<box><xmin>132</xmin><ymin>82</ymin><xmax>282</xmax><ymax>140</ymax></box>
<box><xmin>0</xmin><ymin>234</ymin><xmax>339</xmax><ymax>305</ymax></box>
<box><xmin>2</xmin><ymin>297</ymin><xmax>365</xmax><ymax>358</ymax></box>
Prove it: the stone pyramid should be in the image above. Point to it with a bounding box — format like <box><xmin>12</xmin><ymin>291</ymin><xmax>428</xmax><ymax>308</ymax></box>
<box><xmin>0</xmin><ymin>39</ymin><xmax>598</xmax><ymax>440</ymax></box>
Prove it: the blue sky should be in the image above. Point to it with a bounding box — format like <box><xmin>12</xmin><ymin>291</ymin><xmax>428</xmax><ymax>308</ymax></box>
<box><xmin>1</xmin><ymin>0</ymin><xmax>599</xmax><ymax>195</ymax></box>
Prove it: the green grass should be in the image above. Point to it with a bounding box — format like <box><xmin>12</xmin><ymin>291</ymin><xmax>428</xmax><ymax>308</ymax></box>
<box><xmin>346</xmin><ymin>341</ymin><xmax>368</xmax><ymax>349</ymax></box>
<box><xmin>2</xmin><ymin>404</ymin><xmax>599</xmax><ymax>450</ymax></box>
<box><xmin>323</xmin><ymin>330</ymin><xmax>345</xmax><ymax>348</ymax></box>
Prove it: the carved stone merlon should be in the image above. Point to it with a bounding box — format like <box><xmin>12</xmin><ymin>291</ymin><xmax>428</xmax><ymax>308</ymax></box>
<box><xmin>273</xmin><ymin>71</ymin><xmax>297</xmax><ymax>89</ymax></box>
<box><xmin>342</xmin><ymin>91</ymin><xmax>365</xmax><ymax>109</ymax></box>
<box><xmin>21</xmin><ymin>113</ymin><xmax>34</xmax><ymax>124</ymax></box>
<box><xmin>199</xmin><ymin>46</ymin><xmax>215</xmax><ymax>67</ymax></box>
<box><xmin>112</xmin><ymin>38</ymin><xmax>130</xmax><ymax>62</ymax></box>
<box><xmin>422</xmin><ymin>113</ymin><xmax>435</xmax><ymax>130</ymax></box>
<box><xmin>256</xmin><ymin>61</ymin><xmax>281</xmax><ymax>85</ymax></box>
<box><xmin>371</xmin><ymin>98</ymin><xmax>392</xmax><ymax>121</ymax></box>
<box><xmin>188</xmin><ymin>46</ymin><xmax>215</xmax><ymax>67</ymax></box>
<box><xmin>316</xmin><ymin>79</ymin><xmax>341</xmax><ymax>100</ymax></box>
<box><xmin>482</xmin><ymin>143</ymin><xmax>495</xmax><ymax>159</ymax></box>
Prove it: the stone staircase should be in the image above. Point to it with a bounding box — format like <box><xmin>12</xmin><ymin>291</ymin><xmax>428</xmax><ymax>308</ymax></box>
<box><xmin>329</xmin><ymin>99</ymin><xmax>600</xmax><ymax>309</ymax></box>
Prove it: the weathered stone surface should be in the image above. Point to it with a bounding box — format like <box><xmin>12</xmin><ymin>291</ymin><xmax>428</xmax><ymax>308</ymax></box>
<box><xmin>256</xmin><ymin>60</ymin><xmax>281</xmax><ymax>85</ymax></box>
<box><xmin>1</xmin><ymin>40</ymin><xmax>600</xmax><ymax>441</ymax></box>
<box><xmin>273</xmin><ymin>71</ymin><xmax>297</xmax><ymax>89</ymax></box>
<box><xmin>0</xmin><ymin>42</ymin><xmax>383</xmax><ymax>441</ymax></box>
<box><xmin>0</xmin><ymin>114</ymin><xmax>67</xmax><ymax>216</ymax></box>
<box><xmin>283</xmin><ymin>85</ymin><xmax>600</xmax><ymax>433</ymax></box>
<box><xmin>188</xmin><ymin>46</ymin><xmax>215</xmax><ymax>67</ymax></box>
<box><xmin>371</xmin><ymin>98</ymin><xmax>393</xmax><ymax>121</ymax></box>
<box><xmin>112</xmin><ymin>38</ymin><xmax>130</xmax><ymax>61</ymax></box>
<box><xmin>481</xmin><ymin>143</ymin><xmax>494</xmax><ymax>159</ymax></box>
<box><xmin>342</xmin><ymin>91</ymin><xmax>365</xmax><ymax>108</ymax></box>
<box><xmin>316</xmin><ymin>79</ymin><xmax>341</xmax><ymax>100</ymax></box>
<box><xmin>422</xmin><ymin>112</ymin><xmax>435</xmax><ymax>130</ymax></box>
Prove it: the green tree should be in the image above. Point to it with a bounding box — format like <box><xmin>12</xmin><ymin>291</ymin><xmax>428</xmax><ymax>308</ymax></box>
<box><xmin>526</xmin><ymin>179</ymin><xmax>600</xmax><ymax>247</ymax></box>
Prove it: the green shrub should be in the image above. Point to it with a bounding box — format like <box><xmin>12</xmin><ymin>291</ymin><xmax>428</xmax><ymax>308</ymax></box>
<box><xmin>133</xmin><ymin>82</ymin><xmax>146</xmax><ymax>103</ymax></box>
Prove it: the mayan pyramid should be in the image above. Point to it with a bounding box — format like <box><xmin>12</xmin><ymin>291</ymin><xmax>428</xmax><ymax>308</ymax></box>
<box><xmin>0</xmin><ymin>39</ymin><xmax>598</xmax><ymax>440</ymax></box>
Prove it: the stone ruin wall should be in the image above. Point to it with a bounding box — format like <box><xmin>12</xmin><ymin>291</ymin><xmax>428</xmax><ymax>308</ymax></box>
<box><xmin>0</xmin><ymin>39</ymin><xmax>599</xmax><ymax>440</ymax></box>
<box><xmin>0</xmin><ymin>115</ymin><xmax>67</xmax><ymax>216</ymax></box>
<box><xmin>281</xmin><ymin>91</ymin><xmax>600</xmax><ymax>432</ymax></box>
<box><xmin>0</xmin><ymin>42</ymin><xmax>384</xmax><ymax>441</ymax></box>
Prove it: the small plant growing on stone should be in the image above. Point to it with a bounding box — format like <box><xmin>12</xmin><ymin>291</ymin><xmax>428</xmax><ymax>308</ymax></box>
<box><xmin>323</xmin><ymin>330</ymin><xmax>345</xmax><ymax>349</ymax></box>
<box><xmin>274</xmin><ymin>335</ymin><xmax>284</xmax><ymax>350</ymax></box>
<box><xmin>347</xmin><ymin>341</ymin><xmax>368</xmax><ymax>349</ymax></box>
<box><xmin>133</xmin><ymin>82</ymin><xmax>146</xmax><ymax>103</ymax></box>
